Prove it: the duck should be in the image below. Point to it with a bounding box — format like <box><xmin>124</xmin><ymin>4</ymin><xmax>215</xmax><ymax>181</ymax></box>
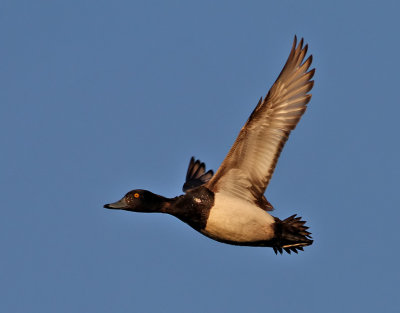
<box><xmin>104</xmin><ymin>36</ymin><xmax>315</xmax><ymax>254</ymax></box>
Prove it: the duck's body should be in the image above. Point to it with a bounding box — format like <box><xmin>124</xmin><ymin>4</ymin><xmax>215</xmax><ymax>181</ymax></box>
<box><xmin>167</xmin><ymin>186</ymin><xmax>274</xmax><ymax>244</ymax></box>
<box><xmin>201</xmin><ymin>190</ymin><xmax>275</xmax><ymax>244</ymax></box>
<box><xmin>105</xmin><ymin>36</ymin><xmax>315</xmax><ymax>254</ymax></box>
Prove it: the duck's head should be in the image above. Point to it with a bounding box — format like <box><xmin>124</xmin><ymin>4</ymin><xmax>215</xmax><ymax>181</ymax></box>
<box><xmin>104</xmin><ymin>189</ymin><xmax>169</xmax><ymax>213</ymax></box>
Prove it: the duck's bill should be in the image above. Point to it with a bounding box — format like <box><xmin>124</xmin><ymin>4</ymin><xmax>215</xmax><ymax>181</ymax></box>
<box><xmin>104</xmin><ymin>198</ymin><xmax>128</xmax><ymax>209</ymax></box>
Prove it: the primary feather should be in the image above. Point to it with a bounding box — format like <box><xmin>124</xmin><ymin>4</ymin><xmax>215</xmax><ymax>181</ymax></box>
<box><xmin>206</xmin><ymin>36</ymin><xmax>314</xmax><ymax>206</ymax></box>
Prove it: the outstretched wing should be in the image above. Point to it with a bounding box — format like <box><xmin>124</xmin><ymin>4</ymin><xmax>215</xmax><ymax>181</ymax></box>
<box><xmin>182</xmin><ymin>157</ymin><xmax>214</xmax><ymax>192</ymax></box>
<box><xmin>206</xmin><ymin>36</ymin><xmax>314</xmax><ymax>206</ymax></box>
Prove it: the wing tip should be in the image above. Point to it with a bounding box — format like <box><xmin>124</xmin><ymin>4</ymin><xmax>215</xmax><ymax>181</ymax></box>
<box><xmin>183</xmin><ymin>157</ymin><xmax>214</xmax><ymax>192</ymax></box>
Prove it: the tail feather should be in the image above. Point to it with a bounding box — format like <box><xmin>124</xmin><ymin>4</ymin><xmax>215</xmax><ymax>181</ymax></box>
<box><xmin>273</xmin><ymin>214</ymin><xmax>313</xmax><ymax>255</ymax></box>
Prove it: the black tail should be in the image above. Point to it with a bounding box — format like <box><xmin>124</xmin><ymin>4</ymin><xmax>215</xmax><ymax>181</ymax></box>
<box><xmin>273</xmin><ymin>215</ymin><xmax>313</xmax><ymax>255</ymax></box>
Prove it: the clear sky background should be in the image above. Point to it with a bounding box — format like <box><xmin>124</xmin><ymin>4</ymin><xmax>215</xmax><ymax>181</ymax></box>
<box><xmin>1</xmin><ymin>1</ymin><xmax>399</xmax><ymax>312</ymax></box>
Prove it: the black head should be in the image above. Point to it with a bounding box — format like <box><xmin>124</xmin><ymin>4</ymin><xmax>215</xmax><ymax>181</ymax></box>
<box><xmin>104</xmin><ymin>189</ymin><xmax>168</xmax><ymax>213</ymax></box>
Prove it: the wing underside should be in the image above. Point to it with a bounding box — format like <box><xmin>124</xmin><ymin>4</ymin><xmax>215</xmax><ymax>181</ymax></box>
<box><xmin>206</xmin><ymin>36</ymin><xmax>315</xmax><ymax>206</ymax></box>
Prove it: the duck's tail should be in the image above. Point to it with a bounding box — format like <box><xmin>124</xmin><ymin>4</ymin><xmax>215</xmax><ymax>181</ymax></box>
<box><xmin>273</xmin><ymin>215</ymin><xmax>313</xmax><ymax>254</ymax></box>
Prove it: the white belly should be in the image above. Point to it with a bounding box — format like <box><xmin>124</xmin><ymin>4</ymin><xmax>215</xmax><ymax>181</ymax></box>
<box><xmin>202</xmin><ymin>192</ymin><xmax>275</xmax><ymax>243</ymax></box>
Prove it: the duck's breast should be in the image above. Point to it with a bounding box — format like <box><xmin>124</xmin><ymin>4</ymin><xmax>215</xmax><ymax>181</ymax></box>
<box><xmin>202</xmin><ymin>192</ymin><xmax>275</xmax><ymax>243</ymax></box>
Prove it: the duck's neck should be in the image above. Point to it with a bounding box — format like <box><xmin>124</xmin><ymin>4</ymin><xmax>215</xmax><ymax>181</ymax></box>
<box><xmin>154</xmin><ymin>195</ymin><xmax>176</xmax><ymax>213</ymax></box>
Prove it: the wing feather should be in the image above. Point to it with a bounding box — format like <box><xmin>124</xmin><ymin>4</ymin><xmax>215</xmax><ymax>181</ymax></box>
<box><xmin>206</xmin><ymin>36</ymin><xmax>314</xmax><ymax>206</ymax></box>
<box><xmin>183</xmin><ymin>157</ymin><xmax>214</xmax><ymax>192</ymax></box>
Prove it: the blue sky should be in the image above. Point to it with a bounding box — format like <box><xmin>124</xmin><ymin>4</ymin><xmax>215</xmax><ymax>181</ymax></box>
<box><xmin>1</xmin><ymin>1</ymin><xmax>399</xmax><ymax>312</ymax></box>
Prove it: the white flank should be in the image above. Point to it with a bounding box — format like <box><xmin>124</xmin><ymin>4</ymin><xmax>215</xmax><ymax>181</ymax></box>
<box><xmin>202</xmin><ymin>192</ymin><xmax>275</xmax><ymax>243</ymax></box>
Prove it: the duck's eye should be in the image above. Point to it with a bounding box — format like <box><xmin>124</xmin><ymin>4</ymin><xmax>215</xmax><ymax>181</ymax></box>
<box><xmin>134</xmin><ymin>193</ymin><xmax>140</xmax><ymax>198</ymax></box>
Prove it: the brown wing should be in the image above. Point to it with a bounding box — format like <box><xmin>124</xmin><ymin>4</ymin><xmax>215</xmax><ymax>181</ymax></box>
<box><xmin>206</xmin><ymin>36</ymin><xmax>314</xmax><ymax>208</ymax></box>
